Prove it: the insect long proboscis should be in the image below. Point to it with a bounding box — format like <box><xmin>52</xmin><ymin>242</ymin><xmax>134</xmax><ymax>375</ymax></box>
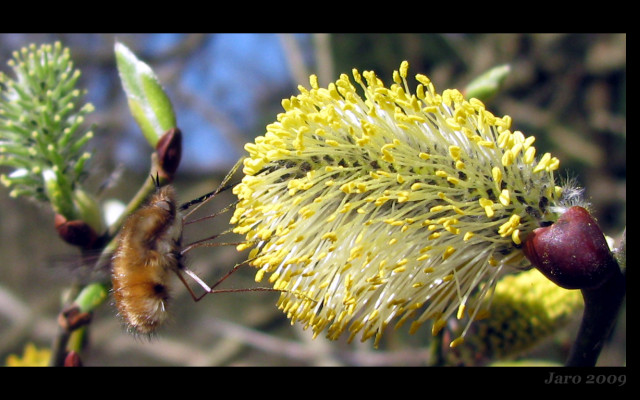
<box><xmin>111</xmin><ymin>156</ymin><xmax>315</xmax><ymax>335</ymax></box>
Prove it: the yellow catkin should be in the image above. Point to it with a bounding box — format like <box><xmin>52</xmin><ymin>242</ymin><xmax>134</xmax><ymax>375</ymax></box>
<box><xmin>231</xmin><ymin>61</ymin><xmax>566</xmax><ymax>351</ymax></box>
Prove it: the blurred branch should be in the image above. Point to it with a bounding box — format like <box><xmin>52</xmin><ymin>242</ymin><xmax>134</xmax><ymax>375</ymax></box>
<box><xmin>0</xmin><ymin>284</ymin><xmax>59</xmax><ymax>354</ymax></box>
<box><xmin>174</xmin><ymin>83</ymin><xmax>248</xmax><ymax>155</ymax></box>
<box><xmin>279</xmin><ymin>34</ymin><xmax>309</xmax><ymax>87</ymax></box>
<box><xmin>312</xmin><ymin>34</ymin><xmax>334</xmax><ymax>87</ymax></box>
<box><xmin>203</xmin><ymin>318</ymin><xmax>432</xmax><ymax>366</ymax></box>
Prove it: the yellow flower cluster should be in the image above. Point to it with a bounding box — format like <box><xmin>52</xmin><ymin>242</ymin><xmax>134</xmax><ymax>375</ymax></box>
<box><xmin>5</xmin><ymin>343</ymin><xmax>51</xmax><ymax>367</ymax></box>
<box><xmin>448</xmin><ymin>268</ymin><xmax>583</xmax><ymax>364</ymax></box>
<box><xmin>231</xmin><ymin>61</ymin><xmax>563</xmax><ymax>347</ymax></box>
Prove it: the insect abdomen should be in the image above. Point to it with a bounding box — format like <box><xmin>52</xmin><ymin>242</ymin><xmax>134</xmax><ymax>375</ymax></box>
<box><xmin>111</xmin><ymin>186</ymin><xmax>183</xmax><ymax>335</ymax></box>
<box><xmin>111</xmin><ymin>266</ymin><xmax>171</xmax><ymax>334</ymax></box>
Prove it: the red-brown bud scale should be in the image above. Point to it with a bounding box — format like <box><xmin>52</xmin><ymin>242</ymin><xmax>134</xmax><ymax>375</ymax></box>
<box><xmin>523</xmin><ymin>206</ymin><xmax>618</xmax><ymax>290</ymax></box>
<box><xmin>156</xmin><ymin>127</ymin><xmax>182</xmax><ymax>181</ymax></box>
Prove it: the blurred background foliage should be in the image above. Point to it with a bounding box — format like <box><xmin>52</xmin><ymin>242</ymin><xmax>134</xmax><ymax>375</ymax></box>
<box><xmin>0</xmin><ymin>33</ymin><xmax>625</xmax><ymax>366</ymax></box>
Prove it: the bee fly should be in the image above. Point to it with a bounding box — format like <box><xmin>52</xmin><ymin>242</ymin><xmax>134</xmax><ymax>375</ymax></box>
<box><xmin>111</xmin><ymin>159</ymin><xmax>281</xmax><ymax>335</ymax></box>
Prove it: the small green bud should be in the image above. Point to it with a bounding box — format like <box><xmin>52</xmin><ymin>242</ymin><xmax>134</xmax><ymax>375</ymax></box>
<box><xmin>464</xmin><ymin>64</ymin><xmax>511</xmax><ymax>102</ymax></box>
<box><xmin>72</xmin><ymin>187</ymin><xmax>104</xmax><ymax>233</ymax></box>
<box><xmin>74</xmin><ymin>282</ymin><xmax>109</xmax><ymax>313</ymax></box>
<box><xmin>43</xmin><ymin>168</ymin><xmax>76</xmax><ymax>220</ymax></box>
<box><xmin>115</xmin><ymin>42</ymin><xmax>177</xmax><ymax>147</ymax></box>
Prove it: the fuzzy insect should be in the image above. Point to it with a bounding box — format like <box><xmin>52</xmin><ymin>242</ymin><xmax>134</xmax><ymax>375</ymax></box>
<box><xmin>111</xmin><ymin>160</ymin><xmax>282</xmax><ymax>335</ymax></box>
<box><xmin>111</xmin><ymin>183</ymin><xmax>182</xmax><ymax>334</ymax></box>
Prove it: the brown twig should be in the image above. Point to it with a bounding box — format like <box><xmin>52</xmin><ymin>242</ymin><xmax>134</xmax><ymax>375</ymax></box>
<box><xmin>566</xmin><ymin>236</ymin><xmax>626</xmax><ymax>367</ymax></box>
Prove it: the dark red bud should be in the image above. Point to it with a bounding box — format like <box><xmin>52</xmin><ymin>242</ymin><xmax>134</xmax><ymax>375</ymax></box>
<box><xmin>64</xmin><ymin>351</ymin><xmax>83</xmax><ymax>367</ymax></box>
<box><xmin>54</xmin><ymin>214</ymin><xmax>98</xmax><ymax>249</ymax></box>
<box><xmin>156</xmin><ymin>127</ymin><xmax>182</xmax><ymax>181</ymax></box>
<box><xmin>523</xmin><ymin>206</ymin><xmax>618</xmax><ymax>290</ymax></box>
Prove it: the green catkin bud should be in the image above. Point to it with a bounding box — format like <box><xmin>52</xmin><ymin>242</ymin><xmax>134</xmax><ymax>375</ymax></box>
<box><xmin>0</xmin><ymin>42</ymin><xmax>94</xmax><ymax>216</ymax></box>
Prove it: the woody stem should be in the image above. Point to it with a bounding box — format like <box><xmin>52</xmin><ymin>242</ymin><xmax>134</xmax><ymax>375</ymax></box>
<box><xmin>566</xmin><ymin>264</ymin><xmax>625</xmax><ymax>366</ymax></box>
